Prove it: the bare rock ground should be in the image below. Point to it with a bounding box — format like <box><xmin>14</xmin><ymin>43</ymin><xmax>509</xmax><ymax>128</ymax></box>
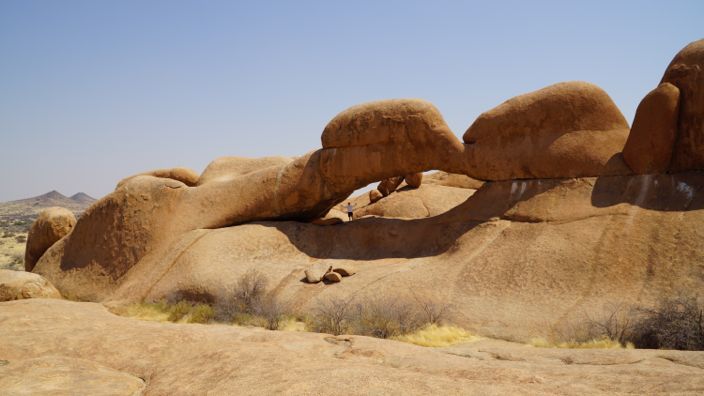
<box><xmin>1</xmin><ymin>299</ymin><xmax>703</xmax><ymax>395</ymax></box>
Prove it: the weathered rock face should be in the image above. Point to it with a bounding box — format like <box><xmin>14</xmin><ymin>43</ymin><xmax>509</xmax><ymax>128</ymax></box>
<box><xmin>197</xmin><ymin>156</ymin><xmax>292</xmax><ymax>185</ymax></box>
<box><xmin>661</xmin><ymin>39</ymin><xmax>704</xmax><ymax>172</ymax></box>
<box><xmin>25</xmin><ymin>207</ymin><xmax>76</xmax><ymax>271</ymax></box>
<box><xmin>369</xmin><ymin>189</ymin><xmax>383</xmax><ymax>203</ymax></box>
<box><xmin>377</xmin><ymin>176</ymin><xmax>404</xmax><ymax>196</ymax></box>
<box><xmin>462</xmin><ymin>81</ymin><xmax>631</xmax><ymax>180</ymax></box>
<box><xmin>404</xmin><ymin>173</ymin><xmax>423</xmax><ymax>188</ymax></box>
<box><xmin>323</xmin><ymin>271</ymin><xmax>342</xmax><ymax>283</ymax></box>
<box><xmin>116</xmin><ymin>167</ymin><xmax>200</xmax><ymax>189</ymax></box>
<box><xmin>305</xmin><ymin>263</ymin><xmax>332</xmax><ymax>283</ymax></box>
<box><xmin>623</xmin><ymin>83</ymin><xmax>680</xmax><ymax>174</ymax></box>
<box><xmin>424</xmin><ymin>171</ymin><xmax>484</xmax><ymax>189</ymax></box>
<box><xmin>0</xmin><ymin>269</ymin><xmax>61</xmax><ymax>301</ymax></box>
<box><xmin>5</xmin><ymin>299</ymin><xmax>704</xmax><ymax>395</ymax></box>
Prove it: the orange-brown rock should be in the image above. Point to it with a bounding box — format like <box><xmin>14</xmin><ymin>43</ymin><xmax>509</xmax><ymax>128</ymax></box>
<box><xmin>305</xmin><ymin>263</ymin><xmax>332</xmax><ymax>283</ymax></box>
<box><xmin>462</xmin><ymin>81</ymin><xmax>631</xmax><ymax>180</ymax></box>
<box><xmin>4</xmin><ymin>299</ymin><xmax>704</xmax><ymax>395</ymax></box>
<box><xmin>424</xmin><ymin>171</ymin><xmax>484</xmax><ymax>189</ymax></box>
<box><xmin>369</xmin><ymin>189</ymin><xmax>383</xmax><ymax>203</ymax></box>
<box><xmin>661</xmin><ymin>39</ymin><xmax>704</xmax><ymax>172</ymax></box>
<box><xmin>25</xmin><ymin>207</ymin><xmax>76</xmax><ymax>272</ymax></box>
<box><xmin>332</xmin><ymin>264</ymin><xmax>356</xmax><ymax>277</ymax></box>
<box><xmin>377</xmin><ymin>176</ymin><xmax>404</xmax><ymax>196</ymax></box>
<box><xmin>623</xmin><ymin>83</ymin><xmax>680</xmax><ymax>174</ymax></box>
<box><xmin>197</xmin><ymin>156</ymin><xmax>292</xmax><ymax>185</ymax></box>
<box><xmin>323</xmin><ymin>271</ymin><xmax>342</xmax><ymax>283</ymax></box>
<box><xmin>32</xmin><ymin>96</ymin><xmax>641</xmax><ymax>301</ymax></box>
<box><xmin>310</xmin><ymin>217</ymin><xmax>343</xmax><ymax>226</ymax></box>
<box><xmin>404</xmin><ymin>173</ymin><xmax>423</xmax><ymax>188</ymax></box>
<box><xmin>0</xmin><ymin>269</ymin><xmax>61</xmax><ymax>301</ymax></box>
<box><xmin>116</xmin><ymin>167</ymin><xmax>199</xmax><ymax>188</ymax></box>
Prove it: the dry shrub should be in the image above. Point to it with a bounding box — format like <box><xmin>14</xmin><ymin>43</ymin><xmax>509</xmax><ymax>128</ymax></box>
<box><xmin>188</xmin><ymin>304</ymin><xmax>215</xmax><ymax>324</ymax></box>
<box><xmin>583</xmin><ymin>303</ymin><xmax>634</xmax><ymax>346</ymax></box>
<box><xmin>256</xmin><ymin>295</ymin><xmax>288</xmax><ymax>330</ymax></box>
<box><xmin>168</xmin><ymin>300</ymin><xmax>192</xmax><ymax>322</ymax></box>
<box><xmin>629</xmin><ymin>296</ymin><xmax>704</xmax><ymax>351</ymax></box>
<box><xmin>231</xmin><ymin>269</ymin><xmax>268</xmax><ymax>315</ymax></box>
<box><xmin>411</xmin><ymin>290</ymin><xmax>452</xmax><ymax>325</ymax></box>
<box><xmin>354</xmin><ymin>294</ymin><xmax>423</xmax><ymax>339</ymax></box>
<box><xmin>310</xmin><ymin>296</ymin><xmax>355</xmax><ymax>335</ymax></box>
<box><xmin>394</xmin><ymin>324</ymin><xmax>479</xmax><ymax>347</ymax></box>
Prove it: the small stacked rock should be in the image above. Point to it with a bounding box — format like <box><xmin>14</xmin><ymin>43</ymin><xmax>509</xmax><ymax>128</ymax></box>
<box><xmin>304</xmin><ymin>263</ymin><xmax>356</xmax><ymax>284</ymax></box>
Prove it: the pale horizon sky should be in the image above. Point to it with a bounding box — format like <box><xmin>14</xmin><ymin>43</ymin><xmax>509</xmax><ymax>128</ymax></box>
<box><xmin>1</xmin><ymin>0</ymin><xmax>702</xmax><ymax>201</ymax></box>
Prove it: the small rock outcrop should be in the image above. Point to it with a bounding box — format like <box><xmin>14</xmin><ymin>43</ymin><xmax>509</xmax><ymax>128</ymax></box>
<box><xmin>117</xmin><ymin>167</ymin><xmax>200</xmax><ymax>189</ymax></box>
<box><xmin>369</xmin><ymin>189</ymin><xmax>383</xmax><ymax>203</ymax></box>
<box><xmin>305</xmin><ymin>264</ymin><xmax>333</xmax><ymax>283</ymax></box>
<box><xmin>377</xmin><ymin>176</ymin><xmax>404</xmax><ymax>196</ymax></box>
<box><xmin>404</xmin><ymin>173</ymin><xmax>423</xmax><ymax>188</ymax></box>
<box><xmin>661</xmin><ymin>39</ymin><xmax>704</xmax><ymax>172</ymax></box>
<box><xmin>0</xmin><ymin>270</ymin><xmax>61</xmax><ymax>301</ymax></box>
<box><xmin>332</xmin><ymin>265</ymin><xmax>356</xmax><ymax>277</ymax></box>
<box><xmin>25</xmin><ymin>207</ymin><xmax>76</xmax><ymax>272</ymax></box>
<box><xmin>462</xmin><ymin>81</ymin><xmax>631</xmax><ymax>180</ymax></box>
<box><xmin>623</xmin><ymin>83</ymin><xmax>680</xmax><ymax>174</ymax></box>
<box><xmin>323</xmin><ymin>272</ymin><xmax>342</xmax><ymax>283</ymax></box>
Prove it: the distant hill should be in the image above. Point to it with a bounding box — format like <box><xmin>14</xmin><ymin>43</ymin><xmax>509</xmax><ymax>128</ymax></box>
<box><xmin>0</xmin><ymin>191</ymin><xmax>96</xmax><ymax>232</ymax></box>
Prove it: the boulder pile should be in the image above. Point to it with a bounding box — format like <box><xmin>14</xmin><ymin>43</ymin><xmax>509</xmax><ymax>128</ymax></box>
<box><xmin>304</xmin><ymin>263</ymin><xmax>356</xmax><ymax>284</ymax></box>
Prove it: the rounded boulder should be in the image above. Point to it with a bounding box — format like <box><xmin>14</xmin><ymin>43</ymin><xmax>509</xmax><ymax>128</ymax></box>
<box><xmin>25</xmin><ymin>207</ymin><xmax>76</xmax><ymax>272</ymax></box>
<box><xmin>661</xmin><ymin>39</ymin><xmax>704</xmax><ymax>172</ymax></box>
<box><xmin>623</xmin><ymin>83</ymin><xmax>680</xmax><ymax>174</ymax></box>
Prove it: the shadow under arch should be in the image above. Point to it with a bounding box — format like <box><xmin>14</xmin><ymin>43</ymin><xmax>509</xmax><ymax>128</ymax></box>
<box><xmin>260</xmin><ymin>178</ymin><xmax>565</xmax><ymax>261</ymax></box>
<box><xmin>591</xmin><ymin>171</ymin><xmax>704</xmax><ymax>211</ymax></box>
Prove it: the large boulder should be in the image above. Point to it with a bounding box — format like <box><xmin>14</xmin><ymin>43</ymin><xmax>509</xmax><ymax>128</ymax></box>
<box><xmin>377</xmin><ymin>176</ymin><xmax>404</xmax><ymax>196</ymax></box>
<box><xmin>0</xmin><ymin>269</ymin><xmax>61</xmax><ymax>301</ymax></box>
<box><xmin>461</xmin><ymin>81</ymin><xmax>631</xmax><ymax>180</ymax></box>
<box><xmin>623</xmin><ymin>83</ymin><xmax>680</xmax><ymax>174</ymax></box>
<box><xmin>661</xmin><ymin>39</ymin><xmax>704</xmax><ymax>172</ymax></box>
<box><xmin>25</xmin><ymin>207</ymin><xmax>76</xmax><ymax>272</ymax></box>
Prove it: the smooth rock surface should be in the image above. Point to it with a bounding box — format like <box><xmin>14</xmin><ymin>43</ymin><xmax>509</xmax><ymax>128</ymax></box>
<box><xmin>623</xmin><ymin>83</ymin><xmax>680</xmax><ymax>173</ymax></box>
<box><xmin>24</xmin><ymin>207</ymin><xmax>76</xmax><ymax>272</ymax></box>
<box><xmin>661</xmin><ymin>39</ymin><xmax>704</xmax><ymax>172</ymax></box>
<box><xmin>404</xmin><ymin>173</ymin><xmax>423</xmax><ymax>188</ymax></box>
<box><xmin>0</xmin><ymin>269</ymin><xmax>61</xmax><ymax>301</ymax></box>
<box><xmin>462</xmin><ymin>81</ymin><xmax>631</xmax><ymax>180</ymax></box>
<box><xmin>1</xmin><ymin>299</ymin><xmax>703</xmax><ymax>395</ymax></box>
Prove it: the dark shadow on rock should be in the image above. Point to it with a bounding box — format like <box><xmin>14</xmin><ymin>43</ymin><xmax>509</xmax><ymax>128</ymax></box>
<box><xmin>591</xmin><ymin>171</ymin><xmax>704</xmax><ymax>211</ymax></box>
<box><xmin>258</xmin><ymin>179</ymin><xmax>559</xmax><ymax>261</ymax></box>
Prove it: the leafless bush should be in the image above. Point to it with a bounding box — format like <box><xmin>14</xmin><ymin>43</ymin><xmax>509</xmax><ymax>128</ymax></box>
<box><xmin>411</xmin><ymin>290</ymin><xmax>452</xmax><ymax>325</ymax></box>
<box><xmin>310</xmin><ymin>296</ymin><xmax>356</xmax><ymax>335</ymax></box>
<box><xmin>354</xmin><ymin>294</ymin><xmax>422</xmax><ymax>338</ymax></box>
<box><xmin>629</xmin><ymin>296</ymin><xmax>704</xmax><ymax>351</ymax></box>
<box><xmin>232</xmin><ymin>269</ymin><xmax>268</xmax><ymax>314</ymax></box>
<box><xmin>256</xmin><ymin>295</ymin><xmax>288</xmax><ymax>330</ymax></box>
<box><xmin>584</xmin><ymin>303</ymin><xmax>635</xmax><ymax>346</ymax></box>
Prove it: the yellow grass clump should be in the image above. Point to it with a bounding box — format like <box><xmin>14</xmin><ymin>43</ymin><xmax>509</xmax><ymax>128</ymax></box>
<box><xmin>116</xmin><ymin>301</ymin><xmax>215</xmax><ymax>324</ymax></box>
<box><xmin>394</xmin><ymin>324</ymin><xmax>480</xmax><ymax>347</ymax></box>
<box><xmin>529</xmin><ymin>337</ymin><xmax>634</xmax><ymax>349</ymax></box>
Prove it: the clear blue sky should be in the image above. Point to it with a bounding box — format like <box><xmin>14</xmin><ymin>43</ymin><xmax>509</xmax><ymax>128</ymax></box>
<box><xmin>1</xmin><ymin>0</ymin><xmax>702</xmax><ymax>201</ymax></box>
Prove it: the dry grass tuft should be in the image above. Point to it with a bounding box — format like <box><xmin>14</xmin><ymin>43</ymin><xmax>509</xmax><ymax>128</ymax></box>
<box><xmin>394</xmin><ymin>324</ymin><xmax>480</xmax><ymax>347</ymax></box>
<box><xmin>529</xmin><ymin>337</ymin><xmax>632</xmax><ymax>349</ymax></box>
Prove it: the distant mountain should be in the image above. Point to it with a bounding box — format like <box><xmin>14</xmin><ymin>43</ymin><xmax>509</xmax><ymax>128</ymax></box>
<box><xmin>69</xmin><ymin>192</ymin><xmax>95</xmax><ymax>205</ymax></box>
<box><xmin>0</xmin><ymin>191</ymin><xmax>97</xmax><ymax>230</ymax></box>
